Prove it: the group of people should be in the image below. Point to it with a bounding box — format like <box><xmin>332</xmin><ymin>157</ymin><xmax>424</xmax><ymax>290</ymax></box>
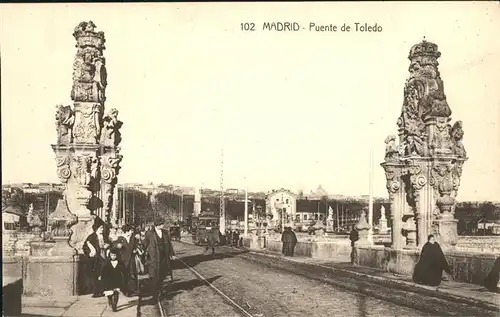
<box><xmin>225</xmin><ymin>229</ymin><xmax>241</xmax><ymax>248</ymax></box>
<box><xmin>82</xmin><ymin>217</ymin><xmax>176</xmax><ymax>312</ymax></box>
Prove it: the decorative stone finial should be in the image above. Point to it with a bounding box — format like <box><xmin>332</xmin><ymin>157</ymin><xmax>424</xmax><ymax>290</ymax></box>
<box><xmin>355</xmin><ymin>210</ymin><xmax>371</xmax><ymax>231</ymax></box>
<box><xmin>73</xmin><ymin>21</ymin><xmax>106</xmax><ymax>50</ymax></box>
<box><xmin>408</xmin><ymin>39</ymin><xmax>441</xmax><ymax>61</ymax></box>
<box><xmin>48</xmin><ymin>198</ymin><xmax>77</xmax><ymax>239</ymax></box>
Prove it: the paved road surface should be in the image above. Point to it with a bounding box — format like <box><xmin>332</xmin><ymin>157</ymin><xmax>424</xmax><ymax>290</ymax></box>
<box><xmin>159</xmin><ymin>242</ymin><xmax>484</xmax><ymax>317</ymax></box>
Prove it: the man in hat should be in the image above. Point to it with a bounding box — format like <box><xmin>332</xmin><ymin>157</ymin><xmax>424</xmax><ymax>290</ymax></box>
<box><xmin>143</xmin><ymin>219</ymin><xmax>175</xmax><ymax>299</ymax></box>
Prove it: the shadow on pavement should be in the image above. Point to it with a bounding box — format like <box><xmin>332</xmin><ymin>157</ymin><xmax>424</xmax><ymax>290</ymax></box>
<box><xmin>116</xmin><ymin>296</ymin><xmax>157</xmax><ymax>312</ymax></box>
<box><xmin>162</xmin><ymin>275</ymin><xmax>222</xmax><ymax>301</ymax></box>
<box><xmin>172</xmin><ymin>249</ymin><xmax>249</xmax><ymax>270</ymax></box>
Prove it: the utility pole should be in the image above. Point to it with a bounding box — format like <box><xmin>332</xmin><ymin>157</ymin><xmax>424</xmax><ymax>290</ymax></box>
<box><xmin>244</xmin><ymin>176</ymin><xmax>248</xmax><ymax>236</ymax></box>
<box><xmin>219</xmin><ymin>148</ymin><xmax>225</xmax><ymax>234</ymax></box>
<box><xmin>368</xmin><ymin>122</ymin><xmax>375</xmax><ymax>244</ymax></box>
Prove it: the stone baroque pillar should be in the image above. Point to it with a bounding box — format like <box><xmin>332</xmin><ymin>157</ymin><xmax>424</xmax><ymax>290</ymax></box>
<box><xmin>382</xmin><ymin>162</ymin><xmax>406</xmax><ymax>249</ymax></box>
<box><xmin>52</xmin><ymin>21</ymin><xmax>123</xmax><ymax>254</ymax></box>
<box><xmin>381</xmin><ymin>39</ymin><xmax>467</xmax><ymax>250</ymax></box>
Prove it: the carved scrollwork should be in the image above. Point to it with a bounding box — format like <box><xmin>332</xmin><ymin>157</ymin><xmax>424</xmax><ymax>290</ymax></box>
<box><xmin>383</xmin><ymin>165</ymin><xmax>403</xmax><ymax>197</ymax></box>
<box><xmin>100</xmin><ymin>155</ymin><xmax>122</xmax><ymax>184</ymax></box>
<box><xmin>56</xmin><ymin>155</ymin><xmax>71</xmax><ymax>183</ymax></box>
<box><xmin>389</xmin><ymin>181</ymin><xmax>401</xmax><ymax>193</ymax></box>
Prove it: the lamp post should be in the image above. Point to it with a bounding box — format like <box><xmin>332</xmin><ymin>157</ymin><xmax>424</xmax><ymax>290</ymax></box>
<box><xmin>244</xmin><ymin>179</ymin><xmax>248</xmax><ymax>237</ymax></box>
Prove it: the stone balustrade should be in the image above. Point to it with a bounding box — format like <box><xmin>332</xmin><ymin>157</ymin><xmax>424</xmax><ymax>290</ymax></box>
<box><xmin>356</xmin><ymin>245</ymin><xmax>498</xmax><ymax>286</ymax></box>
<box><xmin>243</xmin><ymin>233</ymin><xmax>498</xmax><ymax>286</ymax></box>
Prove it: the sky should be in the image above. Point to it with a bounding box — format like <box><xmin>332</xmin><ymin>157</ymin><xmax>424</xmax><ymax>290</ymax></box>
<box><xmin>1</xmin><ymin>2</ymin><xmax>499</xmax><ymax>201</ymax></box>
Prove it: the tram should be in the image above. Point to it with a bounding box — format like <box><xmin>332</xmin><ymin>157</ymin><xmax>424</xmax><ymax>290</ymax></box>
<box><xmin>191</xmin><ymin>210</ymin><xmax>219</xmax><ymax>245</ymax></box>
<box><xmin>169</xmin><ymin>222</ymin><xmax>181</xmax><ymax>241</ymax></box>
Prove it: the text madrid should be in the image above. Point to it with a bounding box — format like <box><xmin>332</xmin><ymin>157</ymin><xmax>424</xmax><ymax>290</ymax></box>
<box><xmin>258</xmin><ymin>22</ymin><xmax>383</xmax><ymax>32</ymax></box>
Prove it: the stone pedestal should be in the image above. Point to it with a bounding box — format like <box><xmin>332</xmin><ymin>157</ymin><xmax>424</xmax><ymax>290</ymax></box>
<box><xmin>326</xmin><ymin>219</ymin><xmax>334</xmax><ymax>233</ymax></box>
<box><xmin>435</xmin><ymin>218</ymin><xmax>459</xmax><ymax>248</ymax></box>
<box><xmin>355</xmin><ymin>210</ymin><xmax>372</xmax><ymax>246</ymax></box>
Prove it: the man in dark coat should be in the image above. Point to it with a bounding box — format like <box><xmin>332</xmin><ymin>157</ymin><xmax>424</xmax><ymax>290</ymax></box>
<box><xmin>413</xmin><ymin>234</ymin><xmax>452</xmax><ymax>287</ymax></box>
<box><xmin>349</xmin><ymin>225</ymin><xmax>359</xmax><ymax>264</ymax></box>
<box><xmin>205</xmin><ymin>222</ymin><xmax>219</xmax><ymax>256</ymax></box>
<box><xmin>232</xmin><ymin>229</ymin><xmax>240</xmax><ymax>248</ymax></box>
<box><xmin>143</xmin><ymin>219</ymin><xmax>175</xmax><ymax>299</ymax></box>
<box><xmin>281</xmin><ymin>227</ymin><xmax>298</xmax><ymax>256</ymax></box>
<box><xmin>114</xmin><ymin>224</ymin><xmax>137</xmax><ymax>296</ymax></box>
<box><xmin>83</xmin><ymin>218</ymin><xmax>110</xmax><ymax>297</ymax></box>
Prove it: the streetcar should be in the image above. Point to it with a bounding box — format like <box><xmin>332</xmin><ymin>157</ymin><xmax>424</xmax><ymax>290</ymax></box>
<box><xmin>169</xmin><ymin>222</ymin><xmax>182</xmax><ymax>241</ymax></box>
<box><xmin>191</xmin><ymin>210</ymin><xmax>220</xmax><ymax>245</ymax></box>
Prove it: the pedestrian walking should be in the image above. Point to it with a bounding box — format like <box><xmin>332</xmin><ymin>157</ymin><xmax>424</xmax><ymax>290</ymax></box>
<box><xmin>205</xmin><ymin>222</ymin><xmax>219</xmax><ymax>256</ymax></box>
<box><xmin>483</xmin><ymin>256</ymin><xmax>500</xmax><ymax>292</ymax></box>
<box><xmin>412</xmin><ymin>234</ymin><xmax>453</xmax><ymax>287</ymax></box>
<box><xmin>232</xmin><ymin>229</ymin><xmax>240</xmax><ymax>247</ymax></box>
<box><xmin>113</xmin><ymin>224</ymin><xmax>137</xmax><ymax>296</ymax></box>
<box><xmin>99</xmin><ymin>248</ymin><xmax>125</xmax><ymax>312</ymax></box>
<box><xmin>349</xmin><ymin>225</ymin><xmax>359</xmax><ymax>264</ymax></box>
<box><xmin>83</xmin><ymin>219</ymin><xmax>110</xmax><ymax>297</ymax></box>
<box><xmin>281</xmin><ymin>226</ymin><xmax>297</xmax><ymax>256</ymax></box>
<box><xmin>143</xmin><ymin>219</ymin><xmax>175</xmax><ymax>300</ymax></box>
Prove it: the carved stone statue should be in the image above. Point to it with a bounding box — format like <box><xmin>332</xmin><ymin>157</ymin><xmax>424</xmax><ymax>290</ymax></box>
<box><xmin>430</xmin><ymin>117</ymin><xmax>453</xmax><ymax>155</ymax></box>
<box><xmin>55</xmin><ymin>105</ymin><xmax>75</xmax><ymax>144</ymax></box>
<box><xmin>101</xmin><ymin>108</ymin><xmax>122</xmax><ymax>147</ymax></box>
<box><xmin>450</xmin><ymin>121</ymin><xmax>467</xmax><ymax>158</ymax></box>
<box><xmin>384</xmin><ymin>135</ymin><xmax>399</xmax><ymax>161</ymax></box>
<box><xmin>27</xmin><ymin>203</ymin><xmax>43</xmax><ymax>231</ymax></box>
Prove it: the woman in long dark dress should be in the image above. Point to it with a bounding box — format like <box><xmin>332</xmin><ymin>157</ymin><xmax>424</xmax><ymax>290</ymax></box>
<box><xmin>113</xmin><ymin>224</ymin><xmax>138</xmax><ymax>296</ymax></box>
<box><xmin>483</xmin><ymin>256</ymin><xmax>500</xmax><ymax>292</ymax></box>
<box><xmin>83</xmin><ymin>220</ymin><xmax>110</xmax><ymax>297</ymax></box>
<box><xmin>413</xmin><ymin>234</ymin><xmax>452</xmax><ymax>287</ymax></box>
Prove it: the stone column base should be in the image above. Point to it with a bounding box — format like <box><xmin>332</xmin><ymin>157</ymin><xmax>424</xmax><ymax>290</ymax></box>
<box><xmin>434</xmin><ymin>218</ymin><xmax>458</xmax><ymax>247</ymax></box>
<box><xmin>24</xmin><ymin>255</ymin><xmax>79</xmax><ymax>297</ymax></box>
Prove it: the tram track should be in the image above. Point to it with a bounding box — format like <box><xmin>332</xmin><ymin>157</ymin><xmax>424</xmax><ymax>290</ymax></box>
<box><xmin>159</xmin><ymin>253</ymin><xmax>255</xmax><ymax>317</ymax></box>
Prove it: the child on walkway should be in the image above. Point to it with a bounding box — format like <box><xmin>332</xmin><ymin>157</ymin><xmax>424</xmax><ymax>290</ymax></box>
<box><xmin>99</xmin><ymin>248</ymin><xmax>125</xmax><ymax>312</ymax></box>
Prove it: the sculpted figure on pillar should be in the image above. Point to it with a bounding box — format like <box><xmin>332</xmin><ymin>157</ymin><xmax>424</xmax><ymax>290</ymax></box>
<box><xmin>450</xmin><ymin>121</ymin><xmax>467</xmax><ymax>158</ymax></box>
<box><xmin>55</xmin><ymin>105</ymin><xmax>75</xmax><ymax>144</ymax></box>
<box><xmin>384</xmin><ymin>135</ymin><xmax>399</xmax><ymax>162</ymax></box>
<box><xmin>101</xmin><ymin>108</ymin><xmax>123</xmax><ymax>147</ymax></box>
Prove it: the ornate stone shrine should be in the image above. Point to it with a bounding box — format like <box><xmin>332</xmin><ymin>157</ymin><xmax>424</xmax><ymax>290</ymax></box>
<box><xmin>52</xmin><ymin>21</ymin><xmax>123</xmax><ymax>254</ymax></box>
<box><xmin>381</xmin><ymin>40</ymin><xmax>467</xmax><ymax>249</ymax></box>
